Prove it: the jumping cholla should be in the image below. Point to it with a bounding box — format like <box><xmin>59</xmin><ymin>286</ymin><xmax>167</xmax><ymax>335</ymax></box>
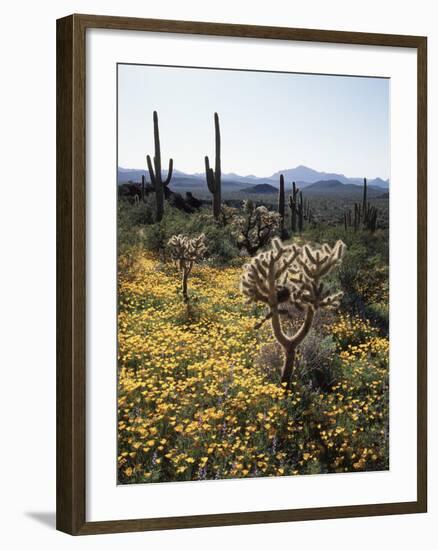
<box><xmin>240</xmin><ymin>237</ymin><xmax>346</xmax><ymax>390</ymax></box>
<box><xmin>167</xmin><ymin>234</ymin><xmax>207</xmax><ymax>302</ymax></box>
<box><xmin>234</xmin><ymin>200</ymin><xmax>281</xmax><ymax>255</ymax></box>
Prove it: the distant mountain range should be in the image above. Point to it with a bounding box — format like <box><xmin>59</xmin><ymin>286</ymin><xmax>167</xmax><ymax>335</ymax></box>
<box><xmin>118</xmin><ymin>165</ymin><xmax>389</xmax><ymax>193</ymax></box>
<box><xmin>238</xmin><ymin>179</ymin><xmax>387</xmax><ymax>198</ymax></box>
<box><xmin>303</xmin><ymin>179</ymin><xmax>385</xmax><ymax>198</ymax></box>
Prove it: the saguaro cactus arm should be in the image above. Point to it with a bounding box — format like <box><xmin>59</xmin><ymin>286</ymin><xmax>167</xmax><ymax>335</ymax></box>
<box><xmin>214</xmin><ymin>112</ymin><xmax>221</xmax><ymax>181</ymax></box>
<box><xmin>146</xmin><ymin>154</ymin><xmax>156</xmax><ymax>188</ymax></box>
<box><xmin>205</xmin><ymin>156</ymin><xmax>216</xmax><ymax>193</ymax></box>
<box><xmin>164</xmin><ymin>158</ymin><xmax>174</xmax><ymax>186</ymax></box>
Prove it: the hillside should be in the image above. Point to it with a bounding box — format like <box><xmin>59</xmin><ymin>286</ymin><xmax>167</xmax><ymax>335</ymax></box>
<box><xmin>240</xmin><ymin>183</ymin><xmax>278</xmax><ymax>194</ymax></box>
<box><xmin>302</xmin><ymin>179</ymin><xmax>385</xmax><ymax>198</ymax></box>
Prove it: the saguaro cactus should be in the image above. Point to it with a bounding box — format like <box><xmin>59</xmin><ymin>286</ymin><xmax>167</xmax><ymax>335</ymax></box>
<box><xmin>278</xmin><ymin>175</ymin><xmax>287</xmax><ymax>239</ymax></box>
<box><xmin>361</xmin><ymin>178</ymin><xmax>378</xmax><ymax>232</ymax></box>
<box><xmin>362</xmin><ymin>177</ymin><xmax>368</xmax><ymax>216</ymax></box>
<box><xmin>146</xmin><ymin>111</ymin><xmax>174</xmax><ymax>222</ymax></box>
<box><xmin>297</xmin><ymin>191</ymin><xmax>304</xmax><ymax>233</ymax></box>
<box><xmin>354</xmin><ymin>203</ymin><xmax>361</xmax><ymax>232</ymax></box>
<box><xmin>167</xmin><ymin>234</ymin><xmax>207</xmax><ymax>302</ymax></box>
<box><xmin>141</xmin><ymin>175</ymin><xmax>146</xmax><ymax>203</ymax></box>
<box><xmin>288</xmin><ymin>182</ymin><xmax>300</xmax><ymax>235</ymax></box>
<box><xmin>205</xmin><ymin>113</ymin><xmax>222</xmax><ymax>219</ymax></box>
<box><xmin>241</xmin><ymin>238</ymin><xmax>345</xmax><ymax>390</ymax></box>
<box><xmin>344</xmin><ymin>178</ymin><xmax>378</xmax><ymax>233</ymax></box>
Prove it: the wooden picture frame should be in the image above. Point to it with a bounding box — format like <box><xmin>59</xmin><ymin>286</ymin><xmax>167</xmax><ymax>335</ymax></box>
<box><xmin>56</xmin><ymin>13</ymin><xmax>427</xmax><ymax>535</ymax></box>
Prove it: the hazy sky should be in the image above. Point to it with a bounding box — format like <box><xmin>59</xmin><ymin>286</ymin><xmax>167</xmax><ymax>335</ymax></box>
<box><xmin>118</xmin><ymin>64</ymin><xmax>389</xmax><ymax>179</ymax></box>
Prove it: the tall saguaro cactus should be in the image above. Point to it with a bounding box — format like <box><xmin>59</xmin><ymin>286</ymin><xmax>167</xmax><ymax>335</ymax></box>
<box><xmin>241</xmin><ymin>238</ymin><xmax>345</xmax><ymax>390</ymax></box>
<box><xmin>146</xmin><ymin>111</ymin><xmax>174</xmax><ymax>222</ymax></box>
<box><xmin>288</xmin><ymin>181</ymin><xmax>300</xmax><ymax>235</ymax></box>
<box><xmin>278</xmin><ymin>174</ymin><xmax>286</xmax><ymax>239</ymax></box>
<box><xmin>205</xmin><ymin>112</ymin><xmax>222</xmax><ymax>219</ymax></box>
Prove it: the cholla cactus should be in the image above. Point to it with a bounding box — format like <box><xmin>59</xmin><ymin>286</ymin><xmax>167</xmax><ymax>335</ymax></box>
<box><xmin>167</xmin><ymin>234</ymin><xmax>207</xmax><ymax>301</ymax></box>
<box><xmin>234</xmin><ymin>200</ymin><xmax>281</xmax><ymax>255</ymax></box>
<box><xmin>219</xmin><ymin>204</ymin><xmax>237</xmax><ymax>226</ymax></box>
<box><xmin>241</xmin><ymin>238</ymin><xmax>345</xmax><ymax>389</ymax></box>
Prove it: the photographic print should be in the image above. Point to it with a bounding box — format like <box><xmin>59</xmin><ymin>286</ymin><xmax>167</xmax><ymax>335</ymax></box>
<box><xmin>116</xmin><ymin>64</ymin><xmax>390</xmax><ymax>485</ymax></box>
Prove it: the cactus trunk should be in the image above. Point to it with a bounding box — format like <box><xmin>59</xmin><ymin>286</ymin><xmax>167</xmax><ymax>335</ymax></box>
<box><xmin>205</xmin><ymin>112</ymin><xmax>222</xmax><ymax>219</ymax></box>
<box><xmin>298</xmin><ymin>191</ymin><xmax>304</xmax><ymax>233</ymax></box>
<box><xmin>155</xmin><ymin>176</ymin><xmax>164</xmax><ymax>220</ymax></box>
<box><xmin>182</xmin><ymin>268</ymin><xmax>189</xmax><ymax>302</ymax></box>
<box><xmin>278</xmin><ymin>174</ymin><xmax>286</xmax><ymax>239</ymax></box>
<box><xmin>146</xmin><ymin>111</ymin><xmax>173</xmax><ymax>222</ymax></box>
<box><xmin>362</xmin><ymin>177</ymin><xmax>368</xmax><ymax>222</ymax></box>
<box><xmin>280</xmin><ymin>347</ymin><xmax>296</xmax><ymax>390</ymax></box>
<box><xmin>289</xmin><ymin>181</ymin><xmax>299</xmax><ymax>234</ymax></box>
<box><xmin>141</xmin><ymin>175</ymin><xmax>145</xmax><ymax>202</ymax></box>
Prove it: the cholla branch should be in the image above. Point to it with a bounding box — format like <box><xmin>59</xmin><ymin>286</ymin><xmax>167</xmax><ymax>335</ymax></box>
<box><xmin>240</xmin><ymin>237</ymin><xmax>346</xmax><ymax>389</ymax></box>
<box><xmin>167</xmin><ymin>234</ymin><xmax>207</xmax><ymax>301</ymax></box>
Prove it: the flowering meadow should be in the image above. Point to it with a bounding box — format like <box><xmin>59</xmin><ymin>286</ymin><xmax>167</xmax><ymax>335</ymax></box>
<box><xmin>117</xmin><ymin>242</ymin><xmax>389</xmax><ymax>484</ymax></box>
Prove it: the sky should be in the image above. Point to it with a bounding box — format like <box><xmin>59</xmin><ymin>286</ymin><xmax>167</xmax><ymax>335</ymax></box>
<box><xmin>117</xmin><ymin>64</ymin><xmax>389</xmax><ymax>180</ymax></box>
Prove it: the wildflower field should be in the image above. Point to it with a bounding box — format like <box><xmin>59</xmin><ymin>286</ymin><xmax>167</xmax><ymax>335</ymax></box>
<box><xmin>117</xmin><ymin>238</ymin><xmax>389</xmax><ymax>484</ymax></box>
<box><xmin>116</xmin><ymin>70</ymin><xmax>390</xmax><ymax>485</ymax></box>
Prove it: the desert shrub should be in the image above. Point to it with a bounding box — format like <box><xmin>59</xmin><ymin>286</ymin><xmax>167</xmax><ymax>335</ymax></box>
<box><xmin>331</xmin><ymin>313</ymin><xmax>378</xmax><ymax>349</ymax></box>
<box><xmin>118</xmin><ymin>196</ymin><xmax>155</xmax><ymax>226</ymax></box>
<box><xmin>339</xmin><ymin>253</ymin><xmax>388</xmax><ymax>335</ymax></box>
<box><xmin>297</xmin><ymin>330</ymin><xmax>340</xmax><ymax>391</ymax></box>
<box><xmin>143</xmin><ymin>220</ymin><xmax>168</xmax><ymax>253</ymax></box>
<box><xmin>365</xmin><ymin>301</ymin><xmax>389</xmax><ymax>333</ymax></box>
<box><xmin>306</xmin><ymin>225</ymin><xmax>388</xmax><ymax>334</ymax></box>
<box><xmin>137</xmin><ymin>206</ymin><xmax>239</xmax><ymax>265</ymax></box>
<box><xmin>201</xmin><ymin>223</ymin><xmax>240</xmax><ymax>265</ymax></box>
<box><xmin>118</xmin><ymin>198</ymin><xmax>155</xmax><ymax>257</ymax></box>
<box><xmin>255</xmin><ymin>341</ymin><xmax>284</xmax><ymax>383</ymax></box>
<box><xmin>338</xmin><ymin>262</ymin><xmax>365</xmax><ymax>314</ymax></box>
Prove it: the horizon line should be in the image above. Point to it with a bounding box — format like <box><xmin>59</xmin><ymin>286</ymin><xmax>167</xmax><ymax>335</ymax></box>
<box><xmin>117</xmin><ymin>164</ymin><xmax>390</xmax><ymax>182</ymax></box>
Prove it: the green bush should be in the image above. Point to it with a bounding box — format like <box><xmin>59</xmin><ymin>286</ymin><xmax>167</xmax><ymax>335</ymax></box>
<box><xmin>365</xmin><ymin>301</ymin><xmax>389</xmax><ymax>333</ymax></box>
<box><xmin>119</xmin><ymin>201</ymin><xmax>240</xmax><ymax>266</ymax></box>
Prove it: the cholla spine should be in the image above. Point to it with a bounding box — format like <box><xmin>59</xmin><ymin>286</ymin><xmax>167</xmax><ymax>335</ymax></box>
<box><xmin>167</xmin><ymin>234</ymin><xmax>207</xmax><ymax>301</ymax></box>
<box><xmin>240</xmin><ymin>237</ymin><xmax>345</xmax><ymax>389</ymax></box>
